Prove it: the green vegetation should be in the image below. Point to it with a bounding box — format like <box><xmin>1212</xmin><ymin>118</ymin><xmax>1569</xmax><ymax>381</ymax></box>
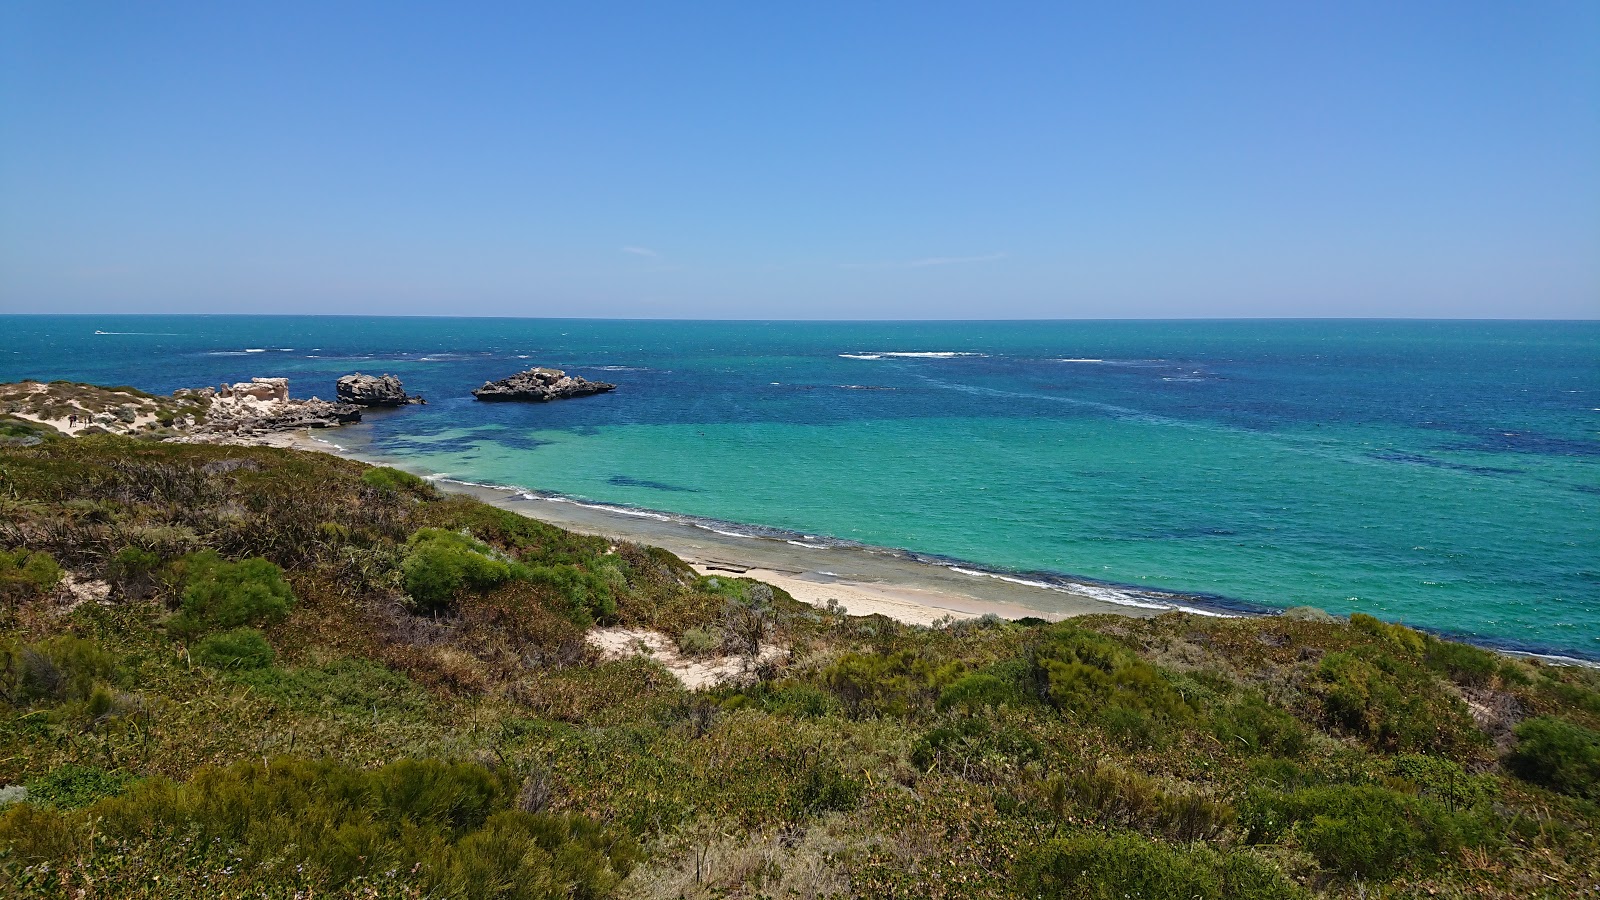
<box><xmin>0</xmin><ymin>549</ymin><xmax>61</xmax><ymax>600</ymax></box>
<box><xmin>361</xmin><ymin>464</ymin><xmax>435</xmax><ymax>495</ymax></box>
<box><xmin>0</xmin><ymin>756</ymin><xmax>638</xmax><ymax>898</ymax></box>
<box><xmin>1506</xmin><ymin>716</ymin><xmax>1600</xmax><ymax>800</ymax></box>
<box><xmin>193</xmin><ymin>627</ymin><xmax>275</xmax><ymax>669</ymax></box>
<box><xmin>168</xmin><ymin>552</ymin><xmax>296</xmax><ymax>640</ymax></box>
<box><xmin>402</xmin><ymin>527</ymin><xmax>519</xmax><ymax>612</ymax></box>
<box><xmin>1</xmin><ymin>425</ymin><xmax>1597</xmax><ymax>897</ymax></box>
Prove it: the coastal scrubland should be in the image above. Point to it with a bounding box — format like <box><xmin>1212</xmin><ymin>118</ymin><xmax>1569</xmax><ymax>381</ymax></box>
<box><xmin>2</xmin><ymin>431</ymin><xmax>1598</xmax><ymax>898</ymax></box>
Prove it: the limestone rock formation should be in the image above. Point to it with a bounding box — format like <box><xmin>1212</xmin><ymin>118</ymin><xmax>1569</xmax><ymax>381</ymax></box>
<box><xmin>472</xmin><ymin>367</ymin><xmax>616</xmax><ymax>402</ymax></box>
<box><xmin>169</xmin><ymin>377</ymin><xmax>361</xmax><ymax>442</ymax></box>
<box><xmin>219</xmin><ymin>378</ymin><xmax>289</xmax><ymax>403</ymax></box>
<box><xmin>337</xmin><ymin>373</ymin><xmax>422</xmax><ymax>406</ymax></box>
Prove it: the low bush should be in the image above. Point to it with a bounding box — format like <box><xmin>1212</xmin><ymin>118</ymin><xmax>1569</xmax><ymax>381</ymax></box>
<box><xmin>194</xmin><ymin>627</ymin><xmax>275</xmax><ymax>670</ymax></box>
<box><xmin>822</xmin><ymin>650</ymin><xmax>965</xmax><ymax>718</ymax></box>
<box><xmin>786</xmin><ymin>758</ymin><xmax>863</xmax><ymax>818</ymax></box>
<box><xmin>1388</xmin><ymin>753</ymin><xmax>1495</xmax><ymax>809</ymax></box>
<box><xmin>1044</xmin><ymin>762</ymin><xmax>1234</xmax><ymax>842</ymax></box>
<box><xmin>1312</xmin><ymin>647</ymin><xmax>1483</xmax><ymax>755</ymax></box>
<box><xmin>1239</xmin><ymin>783</ymin><xmax>1498</xmax><ymax>879</ymax></box>
<box><xmin>1211</xmin><ymin>694</ymin><xmax>1308</xmax><ymax>758</ymax></box>
<box><xmin>360</xmin><ymin>465</ymin><xmax>433</xmax><ymax>495</ymax></box>
<box><xmin>24</xmin><ymin>764</ymin><xmax>138</xmax><ymax>809</ymax></box>
<box><xmin>0</xmin><ymin>549</ymin><xmax>61</xmax><ymax>600</ymax></box>
<box><xmin>525</xmin><ymin>562</ymin><xmax>619</xmax><ymax>626</ymax></box>
<box><xmin>1016</xmin><ymin>831</ymin><xmax>1305</xmax><ymax>900</ymax></box>
<box><xmin>936</xmin><ymin>672</ymin><xmax>1018</xmax><ymax>712</ymax></box>
<box><xmin>1423</xmin><ymin>637</ymin><xmax>1500</xmax><ymax>686</ymax></box>
<box><xmin>106</xmin><ymin>545</ymin><xmax>161</xmax><ymax>591</ymax></box>
<box><xmin>0</xmin><ymin>635</ymin><xmax>115</xmax><ymax>708</ymax></box>
<box><xmin>912</xmin><ymin>717</ymin><xmax>1042</xmax><ymax>781</ymax></box>
<box><xmin>402</xmin><ymin>528</ymin><xmax>517</xmax><ymax>613</ymax></box>
<box><xmin>0</xmin><ymin>755</ymin><xmax>640</xmax><ymax>898</ymax></box>
<box><xmin>1033</xmin><ymin>624</ymin><xmax>1195</xmax><ymax>744</ymax></box>
<box><xmin>168</xmin><ymin>552</ymin><xmax>295</xmax><ymax>640</ymax></box>
<box><xmin>1505</xmin><ymin>716</ymin><xmax>1600</xmax><ymax>800</ymax></box>
<box><xmin>676</xmin><ymin>627</ymin><xmax>720</xmax><ymax>656</ymax></box>
<box><xmin>1350</xmin><ymin>613</ymin><xmax>1425</xmax><ymax>656</ymax></box>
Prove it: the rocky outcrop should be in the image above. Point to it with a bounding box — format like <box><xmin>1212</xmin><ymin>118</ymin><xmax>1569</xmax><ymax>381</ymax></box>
<box><xmin>337</xmin><ymin>373</ymin><xmax>422</xmax><ymax>407</ymax></box>
<box><xmin>472</xmin><ymin>368</ymin><xmax>616</xmax><ymax>402</ymax></box>
<box><xmin>219</xmin><ymin>378</ymin><xmax>289</xmax><ymax>402</ymax></box>
<box><xmin>168</xmin><ymin>377</ymin><xmax>361</xmax><ymax>443</ymax></box>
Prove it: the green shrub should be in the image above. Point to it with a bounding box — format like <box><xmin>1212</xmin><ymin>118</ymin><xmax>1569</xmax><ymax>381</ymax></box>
<box><xmin>1350</xmin><ymin>613</ymin><xmax>1425</xmax><ymax>656</ymax></box>
<box><xmin>1016</xmin><ymin>831</ymin><xmax>1305</xmax><ymax>900</ymax></box>
<box><xmin>937</xmin><ymin>672</ymin><xmax>1017</xmax><ymax>712</ymax></box>
<box><xmin>1033</xmin><ymin>625</ymin><xmax>1195</xmax><ymax>742</ymax></box>
<box><xmin>1388</xmin><ymin>754</ymin><xmax>1495</xmax><ymax>808</ymax></box>
<box><xmin>402</xmin><ymin>528</ymin><xmax>516</xmax><ymax>613</ymax></box>
<box><xmin>1239</xmin><ymin>783</ymin><xmax>1497</xmax><ymax>879</ymax></box>
<box><xmin>169</xmin><ymin>553</ymin><xmax>295</xmax><ymax>640</ymax></box>
<box><xmin>0</xmin><ymin>549</ymin><xmax>62</xmax><ymax>600</ymax></box>
<box><xmin>1505</xmin><ymin>716</ymin><xmax>1600</xmax><ymax>800</ymax></box>
<box><xmin>821</xmin><ymin>650</ymin><xmax>965</xmax><ymax>717</ymax></box>
<box><xmin>107</xmin><ymin>546</ymin><xmax>160</xmax><ymax>583</ymax></box>
<box><xmin>676</xmin><ymin>627</ymin><xmax>720</xmax><ymax>656</ymax></box>
<box><xmin>0</xmin><ymin>755</ymin><xmax>640</xmax><ymax>898</ymax></box>
<box><xmin>1211</xmin><ymin>694</ymin><xmax>1308</xmax><ymax>758</ymax></box>
<box><xmin>24</xmin><ymin>764</ymin><xmax>137</xmax><ymax>809</ymax></box>
<box><xmin>787</xmin><ymin>759</ymin><xmax>863</xmax><ymax>818</ymax></box>
<box><xmin>194</xmin><ymin>627</ymin><xmax>275</xmax><ymax>670</ymax></box>
<box><xmin>0</xmin><ymin>635</ymin><xmax>115</xmax><ymax>707</ymax></box>
<box><xmin>526</xmin><ymin>562</ymin><xmax>619</xmax><ymax>625</ymax></box>
<box><xmin>1424</xmin><ymin>637</ymin><xmax>1499</xmax><ymax>686</ymax></box>
<box><xmin>912</xmin><ymin>717</ymin><xmax>1042</xmax><ymax>776</ymax></box>
<box><xmin>234</xmin><ymin>657</ymin><xmax>432</xmax><ymax>721</ymax></box>
<box><xmin>360</xmin><ymin>465</ymin><xmax>433</xmax><ymax>495</ymax></box>
<box><xmin>1313</xmin><ymin>648</ymin><xmax>1483</xmax><ymax>754</ymax></box>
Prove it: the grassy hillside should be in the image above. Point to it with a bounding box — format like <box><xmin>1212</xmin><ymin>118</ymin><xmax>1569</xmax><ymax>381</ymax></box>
<box><xmin>1</xmin><ymin>434</ymin><xmax>1597</xmax><ymax>898</ymax></box>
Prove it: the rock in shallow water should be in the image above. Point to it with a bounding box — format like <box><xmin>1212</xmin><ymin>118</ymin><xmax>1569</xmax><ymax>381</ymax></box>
<box><xmin>472</xmin><ymin>367</ymin><xmax>616</xmax><ymax>402</ymax></box>
<box><xmin>336</xmin><ymin>373</ymin><xmax>422</xmax><ymax>406</ymax></box>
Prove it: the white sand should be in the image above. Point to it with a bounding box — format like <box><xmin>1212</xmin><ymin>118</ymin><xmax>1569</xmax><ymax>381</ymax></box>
<box><xmin>587</xmin><ymin>627</ymin><xmax>785</xmax><ymax>690</ymax></box>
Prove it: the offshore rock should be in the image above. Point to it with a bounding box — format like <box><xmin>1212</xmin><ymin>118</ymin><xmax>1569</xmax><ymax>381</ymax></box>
<box><xmin>337</xmin><ymin>373</ymin><xmax>422</xmax><ymax>407</ymax></box>
<box><xmin>472</xmin><ymin>367</ymin><xmax>616</xmax><ymax>402</ymax></box>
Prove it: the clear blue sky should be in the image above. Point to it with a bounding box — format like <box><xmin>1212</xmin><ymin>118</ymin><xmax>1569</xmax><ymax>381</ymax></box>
<box><xmin>2</xmin><ymin>1</ymin><xmax>1596</xmax><ymax>318</ymax></box>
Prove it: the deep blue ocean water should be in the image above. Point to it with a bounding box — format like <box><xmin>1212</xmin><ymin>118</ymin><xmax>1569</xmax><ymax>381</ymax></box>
<box><xmin>3</xmin><ymin>316</ymin><xmax>1596</xmax><ymax>658</ymax></box>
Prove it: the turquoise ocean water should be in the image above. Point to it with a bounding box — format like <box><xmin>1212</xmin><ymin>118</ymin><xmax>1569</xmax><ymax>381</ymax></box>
<box><xmin>3</xmin><ymin>316</ymin><xmax>1596</xmax><ymax>658</ymax></box>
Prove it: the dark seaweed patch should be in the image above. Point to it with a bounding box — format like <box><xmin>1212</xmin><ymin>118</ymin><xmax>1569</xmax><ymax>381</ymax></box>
<box><xmin>1372</xmin><ymin>451</ymin><xmax>1521</xmax><ymax>476</ymax></box>
<box><xmin>1442</xmin><ymin>431</ymin><xmax>1600</xmax><ymax>458</ymax></box>
<box><xmin>607</xmin><ymin>475</ymin><xmax>701</xmax><ymax>493</ymax></box>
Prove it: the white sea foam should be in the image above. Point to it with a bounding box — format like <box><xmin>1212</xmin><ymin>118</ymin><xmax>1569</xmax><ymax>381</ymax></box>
<box><xmin>698</xmin><ymin>525</ymin><xmax>756</xmax><ymax>538</ymax></box>
<box><xmin>949</xmin><ymin>566</ymin><xmax>1179</xmax><ymax>611</ymax></box>
<box><xmin>882</xmin><ymin>351</ymin><xmax>986</xmax><ymax>358</ymax></box>
<box><xmin>1066</xmin><ymin>583</ymin><xmax>1174</xmax><ymax>611</ymax></box>
<box><xmin>787</xmin><ymin>540</ymin><xmax>825</xmax><ymax>549</ymax></box>
<box><xmin>1058</xmin><ymin>358</ymin><xmax>1105</xmax><ymax>363</ymax></box>
<box><xmin>1173</xmin><ymin>605</ymin><xmax>1240</xmax><ymax>618</ymax></box>
<box><xmin>543</xmin><ymin>497</ymin><xmax>673</xmax><ymax>521</ymax></box>
<box><xmin>839</xmin><ymin>354</ymin><xmax>883</xmax><ymax>360</ymax></box>
<box><xmin>244</xmin><ymin>348</ymin><xmax>266</xmax><ymax>353</ymax></box>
